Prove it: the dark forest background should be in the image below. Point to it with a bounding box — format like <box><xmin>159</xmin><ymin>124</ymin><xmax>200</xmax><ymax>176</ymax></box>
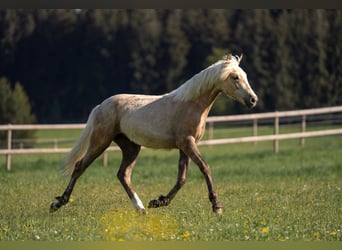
<box><xmin>1</xmin><ymin>9</ymin><xmax>341</xmax><ymax>123</ymax></box>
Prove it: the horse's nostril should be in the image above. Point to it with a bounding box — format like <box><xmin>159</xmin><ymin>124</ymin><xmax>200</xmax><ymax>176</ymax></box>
<box><xmin>250</xmin><ymin>96</ymin><xmax>257</xmax><ymax>105</ymax></box>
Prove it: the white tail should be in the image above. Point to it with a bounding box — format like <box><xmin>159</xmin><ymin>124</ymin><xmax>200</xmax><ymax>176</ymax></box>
<box><xmin>61</xmin><ymin>105</ymin><xmax>99</xmax><ymax>176</ymax></box>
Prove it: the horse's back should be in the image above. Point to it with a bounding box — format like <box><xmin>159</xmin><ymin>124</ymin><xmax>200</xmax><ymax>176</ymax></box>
<box><xmin>109</xmin><ymin>94</ymin><xmax>177</xmax><ymax>148</ymax></box>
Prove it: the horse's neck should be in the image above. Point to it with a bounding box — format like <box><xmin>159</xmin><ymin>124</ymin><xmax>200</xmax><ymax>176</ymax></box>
<box><xmin>192</xmin><ymin>88</ymin><xmax>221</xmax><ymax>118</ymax></box>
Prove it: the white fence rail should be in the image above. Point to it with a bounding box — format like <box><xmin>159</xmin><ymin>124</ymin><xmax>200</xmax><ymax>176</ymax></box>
<box><xmin>1</xmin><ymin>106</ymin><xmax>342</xmax><ymax>171</ymax></box>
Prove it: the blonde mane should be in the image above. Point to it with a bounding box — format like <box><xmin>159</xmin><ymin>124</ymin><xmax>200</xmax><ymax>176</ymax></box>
<box><xmin>170</xmin><ymin>54</ymin><xmax>242</xmax><ymax>101</ymax></box>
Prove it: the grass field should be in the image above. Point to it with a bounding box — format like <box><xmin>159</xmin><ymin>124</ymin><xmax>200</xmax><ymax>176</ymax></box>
<box><xmin>0</xmin><ymin>127</ymin><xmax>341</xmax><ymax>241</ymax></box>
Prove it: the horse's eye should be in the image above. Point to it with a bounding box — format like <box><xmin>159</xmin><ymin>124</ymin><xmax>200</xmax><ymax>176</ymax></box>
<box><xmin>232</xmin><ymin>74</ymin><xmax>239</xmax><ymax>81</ymax></box>
<box><xmin>231</xmin><ymin>74</ymin><xmax>240</xmax><ymax>89</ymax></box>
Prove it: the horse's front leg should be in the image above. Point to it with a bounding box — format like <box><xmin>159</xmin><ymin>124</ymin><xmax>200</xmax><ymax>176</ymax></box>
<box><xmin>148</xmin><ymin>150</ymin><xmax>190</xmax><ymax>209</ymax></box>
<box><xmin>179</xmin><ymin>137</ymin><xmax>223</xmax><ymax>214</ymax></box>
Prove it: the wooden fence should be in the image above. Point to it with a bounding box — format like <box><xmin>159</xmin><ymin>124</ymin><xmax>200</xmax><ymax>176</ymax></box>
<box><xmin>1</xmin><ymin>106</ymin><xmax>342</xmax><ymax>171</ymax></box>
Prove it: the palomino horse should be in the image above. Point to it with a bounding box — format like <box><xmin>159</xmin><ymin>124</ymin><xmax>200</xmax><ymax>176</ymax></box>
<box><xmin>50</xmin><ymin>54</ymin><xmax>258</xmax><ymax>215</ymax></box>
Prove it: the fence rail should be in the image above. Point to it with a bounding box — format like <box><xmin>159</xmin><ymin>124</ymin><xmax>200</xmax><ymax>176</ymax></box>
<box><xmin>1</xmin><ymin>106</ymin><xmax>342</xmax><ymax>171</ymax></box>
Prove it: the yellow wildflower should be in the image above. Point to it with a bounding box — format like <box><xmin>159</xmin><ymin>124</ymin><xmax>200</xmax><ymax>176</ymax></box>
<box><xmin>181</xmin><ymin>231</ymin><xmax>191</xmax><ymax>239</ymax></box>
<box><xmin>262</xmin><ymin>227</ymin><xmax>269</xmax><ymax>234</ymax></box>
<box><xmin>255</xmin><ymin>197</ymin><xmax>262</xmax><ymax>202</ymax></box>
<box><xmin>313</xmin><ymin>232</ymin><xmax>320</xmax><ymax>238</ymax></box>
<box><xmin>329</xmin><ymin>232</ymin><xmax>337</xmax><ymax>237</ymax></box>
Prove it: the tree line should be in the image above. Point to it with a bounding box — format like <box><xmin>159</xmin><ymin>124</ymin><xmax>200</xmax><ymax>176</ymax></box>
<box><xmin>1</xmin><ymin>9</ymin><xmax>341</xmax><ymax>123</ymax></box>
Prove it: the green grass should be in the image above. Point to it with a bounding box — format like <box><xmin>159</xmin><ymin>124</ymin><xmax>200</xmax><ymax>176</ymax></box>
<box><xmin>0</xmin><ymin>131</ymin><xmax>341</xmax><ymax>241</ymax></box>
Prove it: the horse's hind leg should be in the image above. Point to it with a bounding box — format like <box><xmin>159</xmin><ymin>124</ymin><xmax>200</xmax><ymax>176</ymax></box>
<box><xmin>50</xmin><ymin>159</ymin><xmax>88</xmax><ymax>212</ymax></box>
<box><xmin>114</xmin><ymin>135</ymin><xmax>144</xmax><ymax>214</ymax></box>
<box><xmin>148</xmin><ymin>150</ymin><xmax>190</xmax><ymax>209</ymax></box>
<box><xmin>50</xmin><ymin>129</ymin><xmax>113</xmax><ymax>212</ymax></box>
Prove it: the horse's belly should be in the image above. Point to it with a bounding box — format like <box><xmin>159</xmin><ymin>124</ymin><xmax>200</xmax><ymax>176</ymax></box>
<box><xmin>123</xmin><ymin>129</ymin><xmax>176</xmax><ymax>149</ymax></box>
<box><xmin>120</xmin><ymin>119</ymin><xmax>176</xmax><ymax>149</ymax></box>
<box><xmin>130</xmin><ymin>133</ymin><xmax>175</xmax><ymax>149</ymax></box>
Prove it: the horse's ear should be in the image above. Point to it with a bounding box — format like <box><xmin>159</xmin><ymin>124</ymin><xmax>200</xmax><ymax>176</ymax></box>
<box><xmin>237</xmin><ymin>54</ymin><xmax>243</xmax><ymax>63</ymax></box>
<box><xmin>223</xmin><ymin>54</ymin><xmax>233</xmax><ymax>60</ymax></box>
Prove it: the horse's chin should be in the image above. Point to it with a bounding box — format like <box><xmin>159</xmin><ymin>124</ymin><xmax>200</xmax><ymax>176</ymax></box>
<box><xmin>250</xmin><ymin>103</ymin><xmax>257</xmax><ymax>109</ymax></box>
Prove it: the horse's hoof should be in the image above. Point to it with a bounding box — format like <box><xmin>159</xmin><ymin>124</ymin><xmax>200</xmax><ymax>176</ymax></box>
<box><xmin>50</xmin><ymin>201</ymin><xmax>60</xmax><ymax>213</ymax></box>
<box><xmin>50</xmin><ymin>197</ymin><xmax>63</xmax><ymax>213</ymax></box>
<box><xmin>148</xmin><ymin>195</ymin><xmax>170</xmax><ymax>208</ymax></box>
<box><xmin>135</xmin><ymin>207</ymin><xmax>147</xmax><ymax>215</ymax></box>
<box><xmin>214</xmin><ymin>207</ymin><xmax>223</xmax><ymax>215</ymax></box>
<box><xmin>148</xmin><ymin>199</ymin><xmax>160</xmax><ymax>208</ymax></box>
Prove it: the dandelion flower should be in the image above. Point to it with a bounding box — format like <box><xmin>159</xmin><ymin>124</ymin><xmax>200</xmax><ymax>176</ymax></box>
<box><xmin>181</xmin><ymin>231</ymin><xmax>191</xmax><ymax>239</ymax></box>
<box><xmin>330</xmin><ymin>232</ymin><xmax>337</xmax><ymax>237</ymax></box>
<box><xmin>262</xmin><ymin>227</ymin><xmax>269</xmax><ymax>234</ymax></box>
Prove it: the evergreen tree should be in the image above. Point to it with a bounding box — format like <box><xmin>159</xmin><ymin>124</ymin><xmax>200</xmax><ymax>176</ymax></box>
<box><xmin>0</xmin><ymin>10</ymin><xmax>35</xmax><ymax>78</ymax></box>
<box><xmin>0</xmin><ymin>10</ymin><xmax>340</xmax><ymax>122</ymax></box>
<box><xmin>274</xmin><ymin>10</ymin><xmax>298</xmax><ymax>110</ymax></box>
<box><xmin>181</xmin><ymin>10</ymin><xmax>230</xmax><ymax>80</ymax></box>
<box><xmin>156</xmin><ymin>10</ymin><xmax>190</xmax><ymax>92</ymax></box>
<box><xmin>287</xmin><ymin>10</ymin><xmax>330</xmax><ymax>108</ymax></box>
<box><xmin>126</xmin><ymin>9</ymin><xmax>162</xmax><ymax>94</ymax></box>
<box><xmin>0</xmin><ymin>77</ymin><xmax>12</xmax><ymax>123</ymax></box>
<box><xmin>254</xmin><ymin>10</ymin><xmax>284</xmax><ymax>111</ymax></box>
<box><xmin>326</xmin><ymin>10</ymin><xmax>342</xmax><ymax>106</ymax></box>
<box><xmin>0</xmin><ymin>77</ymin><xmax>36</xmax><ymax>148</ymax></box>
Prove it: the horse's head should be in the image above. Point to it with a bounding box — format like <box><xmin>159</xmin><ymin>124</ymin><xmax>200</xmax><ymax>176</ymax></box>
<box><xmin>221</xmin><ymin>54</ymin><xmax>258</xmax><ymax>109</ymax></box>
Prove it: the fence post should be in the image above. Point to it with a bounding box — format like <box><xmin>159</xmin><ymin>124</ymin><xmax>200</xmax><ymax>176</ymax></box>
<box><xmin>253</xmin><ymin>119</ymin><xmax>258</xmax><ymax>145</ymax></box>
<box><xmin>6</xmin><ymin>124</ymin><xmax>12</xmax><ymax>171</ymax></box>
<box><xmin>301</xmin><ymin>115</ymin><xmax>306</xmax><ymax>147</ymax></box>
<box><xmin>274</xmin><ymin>113</ymin><xmax>279</xmax><ymax>153</ymax></box>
